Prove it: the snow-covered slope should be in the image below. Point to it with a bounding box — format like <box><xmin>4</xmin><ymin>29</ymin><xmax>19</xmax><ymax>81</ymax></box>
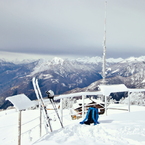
<box><xmin>0</xmin><ymin>105</ymin><xmax>145</xmax><ymax>145</ymax></box>
<box><xmin>34</xmin><ymin>106</ymin><xmax>145</xmax><ymax>145</ymax></box>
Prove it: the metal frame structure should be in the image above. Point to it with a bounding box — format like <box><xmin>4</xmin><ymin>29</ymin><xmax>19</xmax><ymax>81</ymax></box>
<box><xmin>6</xmin><ymin>94</ymin><xmax>35</xmax><ymax>145</ymax></box>
<box><xmin>55</xmin><ymin>84</ymin><xmax>145</xmax><ymax>121</ymax></box>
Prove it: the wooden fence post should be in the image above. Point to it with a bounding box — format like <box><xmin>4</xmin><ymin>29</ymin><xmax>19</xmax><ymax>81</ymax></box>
<box><xmin>60</xmin><ymin>98</ymin><xmax>63</xmax><ymax>123</ymax></box>
<box><xmin>18</xmin><ymin>110</ymin><xmax>22</xmax><ymax>145</ymax></box>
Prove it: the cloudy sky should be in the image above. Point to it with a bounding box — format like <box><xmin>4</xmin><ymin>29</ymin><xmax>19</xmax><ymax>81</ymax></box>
<box><xmin>0</xmin><ymin>0</ymin><xmax>145</xmax><ymax>60</ymax></box>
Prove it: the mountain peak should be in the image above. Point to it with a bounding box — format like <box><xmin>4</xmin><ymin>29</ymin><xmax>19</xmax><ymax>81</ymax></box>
<box><xmin>51</xmin><ymin>57</ymin><xmax>64</xmax><ymax>65</ymax></box>
<box><xmin>121</xmin><ymin>56</ymin><xmax>145</xmax><ymax>63</ymax></box>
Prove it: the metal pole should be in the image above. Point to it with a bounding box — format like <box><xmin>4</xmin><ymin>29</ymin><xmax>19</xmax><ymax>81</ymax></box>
<box><xmin>60</xmin><ymin>98</ymin><xmax>63</xmax><ymax>124</ymax></box>
<box><xmin>102</xmin><ymin>0</ymin><xmax>107</xmax><ymax>84</ymax></box>
<box><xmin>18</xmin><ymin>110</ymin><xmax>22</xmax><ymax>145</ymax></box>
<box><xmin>50</xmin><ymin>99</ymin><xmax>64</xmax><ymax>128</ymax></box>
<box><xmin>128</xmin><ymin>91</ymin><xmax>130</xmax><ymax>112</ymax></box>
<box><xmin>39</xmin><ymin>107</ymin><xmax>42</xmax><ymax>137</ymax></box>
<box><xmin>105</xmin><ymin>95</ymin><xmax>107</xmax><ymax>115</ymax></box>
<box><xmin>82</xmin><ymin>95</ymin><xmax>85</xmax><ymax>118</ymax></box>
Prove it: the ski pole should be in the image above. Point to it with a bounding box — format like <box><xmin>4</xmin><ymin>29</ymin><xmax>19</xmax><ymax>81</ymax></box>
<box><xmin>46</xmin><ymin>90</ymin><xmax>64</xmax><ymax>128</ymax></box>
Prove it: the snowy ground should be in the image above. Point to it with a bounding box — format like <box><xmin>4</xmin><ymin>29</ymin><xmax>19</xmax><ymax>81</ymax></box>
<box><xmin>0</xmin><ymin>105</ymin><xmax>145</xmax><ymax>145</ymax></box>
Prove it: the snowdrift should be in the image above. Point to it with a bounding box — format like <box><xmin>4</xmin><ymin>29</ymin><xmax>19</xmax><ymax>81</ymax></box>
<box><xmin>0</xmin><ymin>105</ymin><xmax>145</xmax><ymax>145</ymax></box>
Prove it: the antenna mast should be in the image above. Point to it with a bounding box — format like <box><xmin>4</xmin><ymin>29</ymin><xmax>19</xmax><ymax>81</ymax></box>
<box><xmin>102</xmin><ymin>0</ymin><xmax>107</xmax><ymax>84</ymax></box>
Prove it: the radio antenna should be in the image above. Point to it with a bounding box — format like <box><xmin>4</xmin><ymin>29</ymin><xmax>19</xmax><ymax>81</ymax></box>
<box><xmin>102</xmin><ymin>0</ymin><xmax>107</xmax><ymax>84</ymax></box>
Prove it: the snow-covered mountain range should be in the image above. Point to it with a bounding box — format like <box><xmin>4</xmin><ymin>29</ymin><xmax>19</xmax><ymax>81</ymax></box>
<box><xmin>0</xmin><ymin>56</ymin><xmax>145</xmax><ymax>109</ymax></box>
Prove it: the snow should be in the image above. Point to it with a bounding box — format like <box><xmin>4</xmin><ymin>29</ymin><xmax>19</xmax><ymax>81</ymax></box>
<box><xmin>2</xmin><ymin>83</ymin><xmax>145</xmax><ymax>145</ymax></box>
<box><xmin>55</xmin><ymin>84</ymin><xmax>145</xmax><ymax>103</ymax></box>
<box><xmin>29</xmin><ymin>56</ymin><xmax>125</xmax><ymax>76</ymax></box>
<box><xmin>107</xmin><ymin>57</ymin><xmax>123</xmax><ymax>63</ymax></box>
<box><xmin>32</xmin><ymin>106</ymin><xmax>145</xmax><ymax>145</ymax></box>
<box><xmin>55</xmin><ymin>84</ymin><xmax>132</xmax><ymax>100</ymax></box>
<box><xmin>55</xmin><ymin>91</ymin><xmax>103</xmax><ymax>100</ymax></box>
<box><xmin>29</xmin><ymin>57</ymin><xmax>65</xmax><ymax>76</ymax></box>
<box><xmin>6</xmin><ymin>94</ymin><xmax>35</xmax><ymax>111</ymax></box>
<box><xmin>51</xmin><ymin>57</ymin><xmax>64</xmax><ymax>65</ymax></box>
<box><xmin>111</xmin><ymin>69</ymin><xmax>119</xmax><ymax>74</ymax></box>
<box><xmin>4</xmin><ymin>84</ymin><xmax>145</xmax><ymax>145</ymax></box>
<box><xmin>121</xmin><ymin>56</ymin><xmax>145</xmax><ymax>63</ymax></box>
<box><xmin>98</xmin><ymin>84</ymin><xmax>128</xmax><ymax>96</ymax></box>
<box><xmin>1</xmin><ymin>105</ymin><xmax>145</xmax><ymax>145</ymax></box>
<box><xmin>141</xmin><ymin>79</ymin><xmax>145</xmax><ymax>83</ymax></box>
<box><xmin>0</xmin><ymin>58</ymin><xmax>36</xmax><ymax>64</ymax></box>
<box><xmin>75</xmin><ymin>56</ymin><xmax>102</xmax><ymax>64</ymax></box>
<box><xmin>73</xmin><ymin>56</ymin><xmax>123</xmax><ymax>64</ymax></box>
